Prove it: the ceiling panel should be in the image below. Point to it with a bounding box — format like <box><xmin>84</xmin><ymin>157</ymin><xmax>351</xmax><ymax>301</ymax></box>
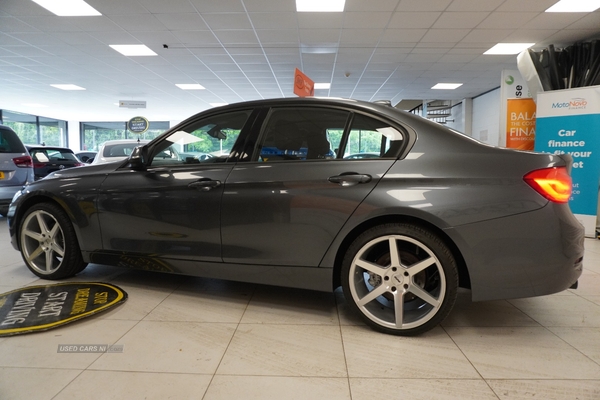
<box><xmin>0</xmin><ymin>0</ymin><xmax>597</xmax><ymax>122</ymax></box>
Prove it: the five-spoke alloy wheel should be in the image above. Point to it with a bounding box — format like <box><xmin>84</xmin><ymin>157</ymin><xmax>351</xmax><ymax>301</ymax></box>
<box><xmin>342</xmin><ymin>223</ymin><xmax>458</xmax><ymax>335</ymax></box>
<box><xmin>19</xmin><ymin>203</ymin><xmax>87</xmax><ymax>279</ymax></box>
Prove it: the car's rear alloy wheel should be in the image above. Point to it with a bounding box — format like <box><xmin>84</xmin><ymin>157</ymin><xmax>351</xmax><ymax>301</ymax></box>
<box><xmin>342</xmin><ymin>223</ymin><xmax>458</xmax><ymax>335</ymax></box>
<box><xmin>19</xmin><ymin>203</ymin><xmax>87</xmax><ymax>279</ymax></box>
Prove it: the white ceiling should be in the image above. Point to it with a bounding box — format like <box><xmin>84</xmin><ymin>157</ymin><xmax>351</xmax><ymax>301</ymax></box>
<box><xmin>1</xmin><ymin>0</ymin><xmax>599</xmax><ymax>122</ymax></box>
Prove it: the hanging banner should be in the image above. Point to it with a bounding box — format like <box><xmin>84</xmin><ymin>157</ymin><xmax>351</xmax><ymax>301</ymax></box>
<box><xmin>293</xmin><ymin>68</ymin><xmax>314</xmax><ymax>97</ymax></box>
<box><xmin>500</xmin><ymin>70</ymin><xmax>534</xmax><ymax>148</ymax></box>
<box><xmin>506</xmin><ymin>98</ymin><xmax>536</xmax><ymax>150</ymax></box>
<box><xmin>535</xmin><ymin>85</ymin><xmax>600</xmax><ymax>237</ymax></box>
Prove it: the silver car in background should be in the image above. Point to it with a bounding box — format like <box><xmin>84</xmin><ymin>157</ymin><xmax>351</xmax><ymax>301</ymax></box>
<box><xmin>0</xmin><ymin>125</ymin><xmax>33</xmax><ymax>217</ymax></box>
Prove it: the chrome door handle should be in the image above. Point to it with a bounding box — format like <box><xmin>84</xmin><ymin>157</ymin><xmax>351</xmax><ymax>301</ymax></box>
<box><xmin>188</xmin><ymin>179</ymin><xmax>221</xmax><ymax>191</ymax></box>
<box><xmin>328</xmin><ymin>173</ymin><xmax>372</xmax><ymax>187</ymax></box>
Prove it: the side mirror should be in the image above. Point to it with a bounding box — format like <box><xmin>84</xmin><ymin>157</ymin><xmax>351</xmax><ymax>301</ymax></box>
<box><xmin>127</xmin><ymin>144</ymin><xmax>149</xmax><ymax>170</ymax></box>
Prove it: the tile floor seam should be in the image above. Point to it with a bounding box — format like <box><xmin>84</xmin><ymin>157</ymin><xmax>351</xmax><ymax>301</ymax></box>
<box><xmin>335</xmin><ymin>291</ymin><xmax>354</xmax><ymax>400</ymax></box>
<box><xmin>50</xmin><ymin>369</ymin><xmax>88</xmax><ymax>400</ymax></box>
<box><xmin>64</xmin><ymin>280</ymin><xmax>184</xmax><ymax>380</ymax></box>
<box><xmin>441</xmin><ymin>324</ymin><xmax>493</xmax><ymax>389</ymax></box>
<box><xmin>200</xmin><ymin>283</ymin><xmax>258</xmax><ymax>400</ymax></box>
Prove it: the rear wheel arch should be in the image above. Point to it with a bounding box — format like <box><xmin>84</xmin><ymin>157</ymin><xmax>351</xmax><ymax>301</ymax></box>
<box><xmin>332</xmin><ymin>215</ymin><xmax>470</xmax><ymax>292</ymax></box>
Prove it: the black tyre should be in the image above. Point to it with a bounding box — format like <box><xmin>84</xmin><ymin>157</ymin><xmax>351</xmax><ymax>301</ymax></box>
<box><xmin>19</xmin><ymin>203</ymin><xmax>87</xmax><ymax>279</ymax></box>
<box><xmin>341</xmin><ymin>223</ymin><xmax>458</xmax><ymax>336</ymax></box>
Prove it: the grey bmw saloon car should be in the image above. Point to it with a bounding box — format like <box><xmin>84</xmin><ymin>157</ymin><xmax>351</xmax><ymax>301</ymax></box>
<box><xmin>7</xmin><ymin>97</ymin><xmax>584</xmax><ymax>335</ymax></box>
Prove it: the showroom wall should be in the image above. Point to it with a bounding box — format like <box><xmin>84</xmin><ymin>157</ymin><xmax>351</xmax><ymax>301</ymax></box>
<box><xmin>471</xmin><ymin>88</ymin><xmax>501</xmax><ymax>146</ymax></box>
<box><xmin>444</xmin><ymin>89</ymin><xmax>501</xmax><ymax>147</ymax></box>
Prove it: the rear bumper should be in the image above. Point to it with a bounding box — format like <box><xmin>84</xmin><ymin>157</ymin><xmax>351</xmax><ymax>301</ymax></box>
<box><xmin>0</xmin><ymin>185</ymin><xmax>23</xmax><ymax>214</ymax></box>
<box><xmin>0</xmin><ymin>185</ymin><xmax>23</xmax><ymax>201</ymax></box>
<box><xmin>448</xmin><ymin>201</ymin><xmax>584</xmax><ymax>302</ymax></box>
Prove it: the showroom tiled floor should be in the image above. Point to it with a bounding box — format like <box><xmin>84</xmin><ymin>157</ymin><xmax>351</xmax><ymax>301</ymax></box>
<box><xmin>1</xmin><ymin>216</ymin><xmax>600</xmax><ymax>399</ymax></box>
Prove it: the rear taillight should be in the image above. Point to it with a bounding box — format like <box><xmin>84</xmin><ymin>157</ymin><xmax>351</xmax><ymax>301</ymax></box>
<box><xmin>524</xmin><ymin>167</ymin><xmax>572</xmax><ymax>203</ymax></box>
<box><xmin>13</xmin><ymin>155</ymin><xmax>33</xmax><ymax>168</ymax></box>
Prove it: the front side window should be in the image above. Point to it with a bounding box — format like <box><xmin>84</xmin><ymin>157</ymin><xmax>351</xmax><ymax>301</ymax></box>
<box><xmin>150</xmin><ymin>110</ymin><xmax>252</xmax><ymax>167</ymax></box>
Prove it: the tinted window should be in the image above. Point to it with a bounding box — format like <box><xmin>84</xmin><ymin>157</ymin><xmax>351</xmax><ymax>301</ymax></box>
<box><xmin>0</xmin><ymin>127</ymin><xmax>26</xmax><ymax>153</ymax></box>
<box><xmin>257</xmin><ymin>108</ymin><xmax>350</xmax><ymax>161</ymax></box>
<box><xmin>30</xmin><ymin>148</ymin><xmax>78</xmax><ymax>162</ymax></box>
<box><xmin>342</xmin><ymin>114</ymin><xmax>404</xmax><ymax>159</ymax></box>
<box><xmin>150</xmin><ymin>110</ymin><xmax>252</xmax><ymax>167</ymax></box>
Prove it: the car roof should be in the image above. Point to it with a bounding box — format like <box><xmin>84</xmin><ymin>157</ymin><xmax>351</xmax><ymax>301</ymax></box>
<box><xmin>99</xmin><ymin>139</ymin><xmax>149</xmax><ymax>146</ymax></box>
<box><xmin>26</xmin><ymin>145</ymin><xmax>73</xmax><ymax>151</ymax></box>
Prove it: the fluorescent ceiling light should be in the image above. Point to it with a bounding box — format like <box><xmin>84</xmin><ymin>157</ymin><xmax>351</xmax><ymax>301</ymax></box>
<box><xmin>176</xmin><ymin>84</ymin><xmax>206</xmax><ymax>90</ymax></box>
<box><xmin>210</xmin><ymin>103</ymin><xmax>228</xmax><ymax>107</ymax></box>
<box><xmin>546</xmin><ymin>0</ymin><xmax>600</xmax><ymax>12</ymax></box>
<box><xmin>432</xmin><ymin>83</ymin><xmax>463</xmax><ymax>90</ymax></box>
<box><xmin>314</xmin><ymin>83</ymin><xmax>331</xmax><ymax>89</ymax></box>
<box><xmin>51</xmin><ymin>84</ymin><xmax>86</xmax><ymax>91</ymax></box>
<box><xmin>296</xmin><ymin>0</ymin><xmax>345</xmax><ymax>12</ymax></box>
<box><xmin>484</xmin><ymin>43</ymin><xmax>535</xmax><ymax>55</ymax></box>
<box><xmin>300</xmin><ymin>44</ymin><xmax>338</xmax><ymax>54</ymax></box>
<box><xmin>109</xmin><ymin>45</ymin><xmax>157</xmax><ymax>56</ymax></box>
<box><xmin>31</xmin><ymin>0</ymin><xmax>101</xmax><ymax>16</ymax></box>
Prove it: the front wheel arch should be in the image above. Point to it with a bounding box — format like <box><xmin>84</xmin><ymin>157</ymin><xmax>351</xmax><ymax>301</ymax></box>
<box><xmin>18</xmin><ymin>201</ymin><xmax>87</xmax><ymax>279</ymax></box>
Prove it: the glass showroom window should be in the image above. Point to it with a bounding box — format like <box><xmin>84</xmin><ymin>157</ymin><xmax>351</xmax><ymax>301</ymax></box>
<box><xmin>0</xmin><ymin>109</ymin><xmax>68</xmax><ymax>146</ymax></box>
<box><xmin>39</xmin><ymin>117</ymin><xmax>67</xmax><ymax>146</ymax></box>
<box><xmin>81</xmin><ymin>121</ymin><xmax>169</xmax><ymax>151</ymax></box>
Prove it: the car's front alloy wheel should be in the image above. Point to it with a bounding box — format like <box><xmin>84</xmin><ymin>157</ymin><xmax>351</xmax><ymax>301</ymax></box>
<box><xmin>342</xmin><ymin>223</ymin><xmax>458</xmax><ymax>335</ymax></box>
<box><xmin>19</xmin><ymin>203</ymin><xmax>87</xmax><ymax>279</ymax></box>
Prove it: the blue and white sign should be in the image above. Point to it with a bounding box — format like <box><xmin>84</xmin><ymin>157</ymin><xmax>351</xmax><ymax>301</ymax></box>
<box><xmin>535</xmin><ymin>86</ymin><xmax>600</xmax><ymax>236</ymax></box>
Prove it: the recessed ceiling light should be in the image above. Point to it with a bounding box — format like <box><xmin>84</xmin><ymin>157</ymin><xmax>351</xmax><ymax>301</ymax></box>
<box><xmin>109</xmin><ymin>45</ymin><xmax>157</xmax><ymax>56</ymax></box>
<box><xmin>210</xmin><ymin>103</ymin><xmax>228</xmax><ymax>107</ymax></box>
<box><xmin>484</xmin><ymin>43</ymin><xmax>535</xmax><ymax>55</ymax></box>
<box><xmin>31</xmin><ymin>0</ymin><xmax>101</xmax><ymax>16</ymax></box>
<box><xmin>546</xmin><ymin>0</ymin><xmax>600</xmax><ymax>12</ymax></box>
<box><xmin>314</xmin><ymin>83</ymin><xmax>331</xmax><ymax>89</ymax></box>
<box><xmin>176</xmin><ymin>84</ymin><xmax>206</xmax><ymax>90</ymax></box>
<box><xmin>296</xmin><ymin>0</ymin><xmax>345</xmax><ymax>12</ymax></box>
<box><xmin>51</xmin><ymin>84</ymin><xmax>86</xmax><ymax>91</ymax></box>
<box><xmin>432</xmin><ymin>83</ymin><xmax>463</xmax><ymax>90</ymax></box>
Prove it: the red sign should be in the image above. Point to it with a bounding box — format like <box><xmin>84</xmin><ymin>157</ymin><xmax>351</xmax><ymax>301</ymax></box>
<box><xmin>293</xmin><ymin>68</ymin><xmax>314</xmax><ymax>97</ymax></box>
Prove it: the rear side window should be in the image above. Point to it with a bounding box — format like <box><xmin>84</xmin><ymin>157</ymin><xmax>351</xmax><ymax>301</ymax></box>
<box><xmin>255</xmin><ymin>108</ymin><xmax>405</xmax><ymax>162</ymax></box>
<box><xmin>0</xmin><ymin>127</ymin><xmax>26</xmax><ymax>153</ymax></box>
<box><xmin>257</xmin><ymin>107</ymin><xmax>350</xmax><ymax>161</ymax></box>
<box><xmin>341</xmin><ymin>114</ymin><xmax>404</xmax><ymax>159</ymax></box>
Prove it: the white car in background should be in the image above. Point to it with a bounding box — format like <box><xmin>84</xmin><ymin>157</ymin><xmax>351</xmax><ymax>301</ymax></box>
<box><xmin>92</xmin><ymin>139</ymin><xmax>149</xmax><ymax>165</ymax></box>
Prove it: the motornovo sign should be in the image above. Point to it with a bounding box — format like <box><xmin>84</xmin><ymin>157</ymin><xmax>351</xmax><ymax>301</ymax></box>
<box><xmin>0</xmin><ymin>282</ymin><xmax>127</xmax><ymax>337</ymax></box>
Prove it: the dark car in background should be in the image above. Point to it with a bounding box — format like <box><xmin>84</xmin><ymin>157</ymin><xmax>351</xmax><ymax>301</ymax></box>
<box><xmin>7</xmin><ymin>97</ymin><xmax>584</xmax><ymax>336</ymax></box>
<box><xmin>26</xmin><ymin>145</ymin><xmax>85</xmax><ymax>180</ymax></box>
<box><xmin>0</xmin><ymin>125</ymin><xmax>33</xmax><ymax>217</ymax></box>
